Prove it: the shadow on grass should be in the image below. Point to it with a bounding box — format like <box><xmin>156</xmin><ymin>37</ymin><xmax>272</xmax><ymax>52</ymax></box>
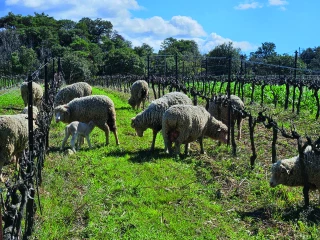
<box><xmin>128</xmin><ymin>148</ymin><xmax>169</xmax><ymax>163</ymax></box>
<box><xmin>281</xmin><ymin>205</ymin><xmax>320</xmax><ymax>223</ymax></box>
<box><xmin>238</xmin><ymin>205</ymin><xmax>320</xmax><ymax>224</ymax></box>
<box><xmin>115</xmin><ymin>106</ymin><xmax>132</xmax><ymax>111</ymax></box>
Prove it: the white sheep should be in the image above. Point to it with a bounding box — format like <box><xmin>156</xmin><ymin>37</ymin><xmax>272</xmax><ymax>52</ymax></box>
<box><xmin>270</xmin><ymin>145</ymin><xmax>320</xmax><ymax>203</ymax></box>
<box><xmin>128</xmin><ymin>80</ymin><xmax>149</xmax><ymax>110</ymax></box>
<box><xmin>208</xmin><ymin>95</ymin><xmax>244</xmax><ymax>140</ymax></box>
<box><xmin>131</xmin><ymin>92</ymin><xmax>193</xmax><ymax>151</ymax></box>
<box><xmin>54</xmin><ymin>95</ymin><xmax>120</xmax><ymax>146</ymax></box>
<box><xmin>0</xmin><ymin>114</ymin><xmax>30</xmax><ymax>179</ymax></box>
<box><xmin>54</xmin><ymin>82</ymin><xmax>92</xmax><ymax>106</ymax></box>
<box><xmin>20</xmin><ymin>81</ymin><xmax>43</xmax><ymax>108</ymax></box>
<box><xmin>162</xmin><ymin>105</ymin><xmax>228</xmax><ymax>157</ymax></box>
<box><xmin>61</xmin><ymin>121</ymin><xmax>95</xmax><ymax>152</ymax></box>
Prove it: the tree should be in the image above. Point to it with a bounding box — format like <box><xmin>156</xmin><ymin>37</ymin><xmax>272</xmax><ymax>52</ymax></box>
<box><xmin>300</xmin><ymin>47</ymin><xmax>320</xmax><ymax>70</ymax></box>
<box><xmin>206</xmin><ymin>42</ymin><xmax>241</xmax><ymax>75</ymax></box>
<box><xmin>104</xmin><ymin>48</ymin><xmax>144</xmax><ymax>75</ymax></box>
<box><xmin>134</xmin><ymin>43</ymin><xmax>154</xmax><ymax>57</ymax></box>
<box><xmin>11</xmin><ymin>46</ymin><xmax>39</xmax><ymax>74</ymax></box>
<box><xmin>76</xmin><ymin>17</ymin><xmax>113</xmax><ymax>43</ymax></box>
<box><xmin>250</xmin><ymin>42</ymin><xmax>277</xmax><ymax>61</ymax></box>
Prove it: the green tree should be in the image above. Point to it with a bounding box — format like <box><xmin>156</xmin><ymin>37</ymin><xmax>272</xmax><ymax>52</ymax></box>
<box><xmin>11</xmin><ymin>46</ymin><xmax>39</xmax><ymax>74</ymax></box>
<box><xmin>76</xmin><ymin>17</ymin><xmax>113</xmax><ymax>43</ymax></box>
<box><xmin>206</xmin><ymin>42</ymin><xmax>241</xmax><ymax>75</ymax></box>
<box><xmin>104</xmin><ymin>48</ymin><xmax>144</xmax><ymax>75</ymax></box>
<box><xmin>134</xmin><ymin>43</ymin><xmax>154</xmax><ymax>57</ymax></box>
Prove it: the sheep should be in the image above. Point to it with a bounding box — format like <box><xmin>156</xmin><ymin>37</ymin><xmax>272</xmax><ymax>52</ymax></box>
<box><xmin>54</xmin><ymin>82</ymin><xmax>92</xmax><ymax>106</ymax></box>
<box><xmin>128</xmin><ymin>80</ymin><xmax>149</xmax><ymax>110</ymax></box>
<box><xmin>20</xmin><ymin>81</ymin><xmax>43</xmax><ymax>108</ymax></box>
<box><xmin>54</xmin><ymin>95</ymin><xmax>120</xmax><ymax>146</ymax></box>
<box><xmin>61</xmin><ymin>121</ymin><xmax>95</xmax><ymax>152</ymax></box>
<box><xmin>21</xmin><ymin>106</ymin><xmax>39</xmax><ymax>119</ymax></box>
<box><xmin>131</xmin><ymin>92</ymin><xmax>193</xmax><ymax>151</ymax></box>
<box><xmin>162</xmin><ymin>105</ymin><xmax>228</xmax><ymax>157</ymax></box>
<box><xmin>208</xmin><ymin>94</ymin><xmax>244</xmax><ymax>140</ymax></box>
<box><xmin>0</xmin><ymin>114</ymin><xmax>30</xmax><ymax>179</ymax></box>
<box><xmin>269</xmin><ymin>145</ymin><xmax>320</xmax><ymax>203</ymax></box>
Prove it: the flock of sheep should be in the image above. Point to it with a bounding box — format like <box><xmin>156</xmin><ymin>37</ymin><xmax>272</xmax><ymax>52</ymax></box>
<box><xmin>0</xmin><ymin>78</ymin><xmax>319</xmax><ymax>205</ymax></box>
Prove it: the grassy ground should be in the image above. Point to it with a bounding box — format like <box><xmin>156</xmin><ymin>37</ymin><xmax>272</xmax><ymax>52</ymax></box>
<box><xmin>1</xmin><ymin>85</ymin><xmax>320</xmax><ymax>239</ymax></box>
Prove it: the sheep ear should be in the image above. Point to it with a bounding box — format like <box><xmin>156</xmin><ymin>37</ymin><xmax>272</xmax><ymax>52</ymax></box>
<box><xmin>280</xmin><ymin>164</ymin><xmax>290</xmax><ymax>175</ymax></box>
<box><xmin>217</xmin><ymin>127</ymin><xmax>221</xmax><ymax>132</ymax></box>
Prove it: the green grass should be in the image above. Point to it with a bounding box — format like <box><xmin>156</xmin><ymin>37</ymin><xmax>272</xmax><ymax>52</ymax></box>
<box><xmin>1</xmin><ymin>85</ymin><xmax>320</xmax><ymax>239</ymax></box>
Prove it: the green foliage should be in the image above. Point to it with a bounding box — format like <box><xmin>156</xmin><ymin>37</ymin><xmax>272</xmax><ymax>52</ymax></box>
<box><xmin>62</xmin><ymin>51</ymin><xmax>92</xmax><ymax>83</ymax></box>
<box><xmin>206</xmin><ymin>42</ymin><xmax>241</xmax><ymax>75</ymax></box>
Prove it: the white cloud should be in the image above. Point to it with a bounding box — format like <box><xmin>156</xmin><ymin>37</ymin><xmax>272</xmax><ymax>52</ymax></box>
<box><xmin>268</xmin><ymin>0</ymin><xmax>288</xmax><ymax>6</ymax></box>
<box><xmin>198</xmin><ymin>33</ymin><xmax>258</xmax><ymax>54</ymax></box>
<box><xmin>113</xmin><ymin>15</ymin><xmax>206</xmax><ymax>38</ymax></box>
<box><xmin>234</xmin><ymin>1</ymin><xmax>263</xmax><ymax>10</ymax></box>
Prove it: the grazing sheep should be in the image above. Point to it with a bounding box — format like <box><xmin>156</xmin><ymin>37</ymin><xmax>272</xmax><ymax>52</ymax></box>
<box><xmin>162</xmin><ymin>105</ymin><xmax>228</xmax><ymax>157</ymax></box>
<box><xmin>208</xmin><ymin>94</ymin><xmax>244</xmax><ymax>140</ymax></box>
<box><xmin>20</xmin><ymin>81</ymin><xmax>44</xmax><ymax>108</ymax></box>
<box><xmin>61</xmin><ymin>121</ymin><xmax>95</xmax><ymax>152</ymax></box>
<box><xmin>131</xmin><ymin>92</ymin><xmax>193</xmax><ymax>151</ymax></box>
<box><xmin>54</xmin><ymin>82</ymin><xmax>92</xmax><ymax>106</ymax></box>
<box><xmin>54</xmin><ymin>95</ymin><xmax>120</xmax><ymax>146</ymax></box>
<box><xmin>270</xmin><ymin>146</ymin><xmax>320</xmax><ymax>202</ymax></box>
<box><xmin>128</xmin><ymin>80</ymin><xmax>149</xmax><ymax>110</ymax></box>
<box><xmin>0</xmin><ymin>114</ymin><xmax>30</xmax><ymax>179</ymax></box>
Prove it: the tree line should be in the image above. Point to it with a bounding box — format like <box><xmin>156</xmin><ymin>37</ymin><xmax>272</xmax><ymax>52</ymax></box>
<box><xmin>0</xmin><ymin>12</ymin><xmax>319</xmax><ymax>83</ymax></box>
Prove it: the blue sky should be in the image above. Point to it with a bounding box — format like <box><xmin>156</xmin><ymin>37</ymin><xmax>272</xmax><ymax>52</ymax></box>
<box><xmin>0</xmin><ymin>0</ymin><xmax>318</xmax><ymax>56</ymax></box>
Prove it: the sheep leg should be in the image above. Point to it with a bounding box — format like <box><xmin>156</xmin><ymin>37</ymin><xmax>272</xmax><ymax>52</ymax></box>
<box><xmin>150</xmin><ymin>130</ymin><xmax>158</xmax><ymax>152</ymax></box>
<box><xmin>61</xmin><ymin>128</ymin><xmax>71</xmax><ymax>150</ymax></box>
<box><xmin>163</xmin><ymin>133</ymin><xmax>172</xmax><ymax>154</ymax></box>
<box><xmin>113</xmin><ymin>130</ymin><xmax>120</xmax><ymax>145</ymax></box>
<box><xmin>99</xmin><ymin>123</ymin><xmax>110</xmax><ymax>145</ymax></box>
<box><xmin>76</xmin><ymin>136</ymin><xmax>84</xmax><ymax>150</ymax></box>
<box><xmin>184</xmin><ymin>143</ymin><xmax>190</xmax><ymax>155</ymax></box>
<box><xmin>70</xmin><ymin>133</ymin><xmax>77</xmax><ymax>152</ymax></box>
<box><xmin>174</xmin><ymin>142</ymin><xmax>181</xmax><ymax>158</ymax></box>
<box><xmin>237</xmin><ymin>117</ymin><xmax>242</xmax><ymax>140</ymax></box>
<box><xmin>199</xmin><ymin>137</ymin><xmax>205</xmax><ymax>154</ymax></box>
<box><xmin>85</xmin><ymin>135</ymin><xmax>92</xmax><ymax>149</ymax></box>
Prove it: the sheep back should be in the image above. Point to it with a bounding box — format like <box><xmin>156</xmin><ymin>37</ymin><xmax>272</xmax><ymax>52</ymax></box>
<box><xmin>54</xmin><ymin>82</ymin><xmax>92</xmax><ymax>106</ymax></box>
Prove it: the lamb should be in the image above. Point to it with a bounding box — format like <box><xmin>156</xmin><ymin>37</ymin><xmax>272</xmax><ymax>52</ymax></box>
<box><xmin>54</xmin><ymin>82</ymin><xmax>92</xmax><ymax>106</ymax></box>
<box><xmin>131</xmin><ymin>92</ymin><xmax>193</xmax><ymax>151</ymax></box>
<box><xmin>54</xmin><ymin>95</ymin><xmax>120</xmax><ymax>146</ymax></box>
<box><xmin>208</xmin><ymin>94</ymin><xmax>244</xmax><ymax>140</ymax></box>
<box><xmin>61</xmin><ymin>121</ymin><xmax>95</xmax><ymax>152</ymax></box>
<box><xmin>162</xmin><ymin>105</ymin><xmax>228</xmax><ymax>157</ymax></box>
<box><xmin>20</xmin><ymin>81</ymin><xmax>43</xmax><ymax>108</ymax></box>
<box><xmin>269</xmin><ymin>145</ymin><xmax>320</xmax><ymax>203</ymax></box>
<box><xmin>128</xmin><ymin>80</ymin><xmax>149</xmax><ymax>110</ymax></box>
